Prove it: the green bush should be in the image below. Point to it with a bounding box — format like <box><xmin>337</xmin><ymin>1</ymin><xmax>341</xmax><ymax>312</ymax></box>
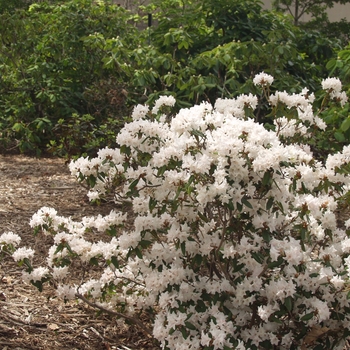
<box><xmin>0</xmin><ymin>0</ymin><xmax>136</xmax><ymax>155</ymax></box>
<box><xmin>0</xmin><ymin>0</ymin><xmax>346</xmax><ymax>157</ymax></box>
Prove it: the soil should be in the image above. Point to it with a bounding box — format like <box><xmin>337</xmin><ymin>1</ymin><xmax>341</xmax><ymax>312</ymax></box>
<box><xmin>0</xmin><ymin>154</ymin><xmax>156</xmax><ymax>350</ymax></box>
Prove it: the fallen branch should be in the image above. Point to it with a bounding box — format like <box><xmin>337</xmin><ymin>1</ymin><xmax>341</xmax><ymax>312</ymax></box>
<box><xmin>75</xmin><ymin>293</ymin><xmax>153</xmax><ymax>337</ymax></box>
<box><xmin>1</xmin><ymin>312</ymin><xmax>46</xmax><ymax>328</ymax></box>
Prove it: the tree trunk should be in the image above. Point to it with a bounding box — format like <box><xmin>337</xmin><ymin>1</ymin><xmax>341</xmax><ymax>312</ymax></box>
<box><xmin>294</xmin><ymin>0</ymin><xmax>299</xmax><ymax>25</ymax></box>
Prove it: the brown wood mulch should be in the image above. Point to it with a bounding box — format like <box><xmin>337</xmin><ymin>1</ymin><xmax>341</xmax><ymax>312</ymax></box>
<box><xmin>0</xmin><ymin>154</ymin><xmax>156</xmax><ymax>350</ymax></box>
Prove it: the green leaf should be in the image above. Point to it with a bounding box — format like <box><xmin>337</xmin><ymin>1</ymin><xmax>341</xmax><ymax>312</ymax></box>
<box><xmin>190</xmin><ymin>129</ymin><xmax>205</xmax><ymax>139</ymax></box>
<box><xmin>266</xmin><ymin>197</ymin><xmax>274</xmax><ymax>211</ymax></box>
<box><xmin>195</xmin><ymin>299</ymin><xmax>207</xmax><ymax>313</ymax></box>
<box><xmin>284</xmin><ymin>296</ymin><xmax>293</xmax><ymax>312</ymax></box>
<box><xmin>241</xmin><ymin>197</ymin><xmax>253</xmax><ymax>209</ymax></box>
<box><xmin>31</xmin><ymin>280</ymin><xmax>44</xmax><ymax>292</ymax></box>
<box><xmin>111</xmin><ymin>256</ymin><xmax>119</xmax><ymax>269</ymax></box>
<box><xmin>334</xmin><ymin>131</ymin><xmax>346</xmax><ymax>142</ymax></box>
<box><xmin>134</xmin><ymin>247</ymin><xmax>142</xmax><ymax>259</ymax></box>
<box><xmin>54</xmin><ymin>243</ymin><xmax>64</xmax><ymax>254</ymax></box>
<box><xmin>89</xmin><ymin>257</ymin><xmax>99</xmax><ymax>266</ymax></box>
<box><xmin>185</xmin><ymin>321</ymin><xmax>197</xmax><ymax>330</ymax></box>
<box><xmin>262</xmin><ymin>229</ymin><xmax>271</xmax><ymax>242</ymax></box>
<box><xmin>87</xmin><ymin>175</ymin><xmax>96</xmax><ymax>188</ymax></box>
<box><xmin>198</xmin><ymin>211</ymin><xmax>209</xmax><ymax>223</ymax></box>
<box><xmin>157</xmin><ymin>165</ymin><xmax>167</xmax><ymax>177</ymax></box>
<box><xmin>268</xmin><ymin>256</ymin><xmax>284</xmax><ymax>269</ymax></box>
<box><xmin>192</xmin><ymin>254</ymin><xmax>203</xmax><ymax>266</ymax></box>
<box><xmin>120</xmin><ymin>145</ymin><xmax>131</xmax><ymax>156</ymax></box>
<box><xmin>12</xmin><ymin>122</ymin><xmax>23</xmax><ymax>132</ymax></box>
<box><xmin>301</xmin><ymin>311</ymin><xmax>314</xmax><ymax>321</ymax></box>
<box><xmin>269</xmin><ymin>314</ymin><xmax>282</xmax><ymax>324</ymax></box>
<box><xmin>106</xmin><ymin>226</ymin><xmax>117</xmax><ymax>237</ymax></box>
<box><xmin>149</xmin><ymin>198</ymin><xmax>157</xmax><ymax>212</ymax></box>
<box><xmin>262</xmin><ymin>170</ymin><xmax>272</xmax><ymax>186</ymax></box>
<box><xmin>65</xmin><ymin>243</ymin><xmax>75</xmax><ymax>256</ymax></box>
<box><xmin>251</xmin><ymin>251</ymin><xmax>264</xmax><ymax>264</ymax></box>
<box><xmin>341</xmin><ymin>117</ymin><xmax>350</xmax><ymax>132</ymax></box>
<box><xmin>23</xmin><ymin>257</ymin><xmax>33</xmax><ymax>273</ymax></box>
<box><xmin>139</xmin><ymin>240</ymin><xmax>152</xmax><ymax>248</ymax></box>
<box><xmin>178</xmin><ymin>40</ymin><xmax>189</xmax><ymax>50</ymax></box>
<box><xmin>181</xmin><ymin>241</ymin><xmax>186</xmax><ymax>255</ymax></box>
<box><xmin>180</xmin><ymin>326</ymin><xmax>189</xmax><ymax>339</ymax></box>
<box><xmin>129</xmin><ymin>178</ymin><xmax>139</xmax><ymax>190</ymax></box>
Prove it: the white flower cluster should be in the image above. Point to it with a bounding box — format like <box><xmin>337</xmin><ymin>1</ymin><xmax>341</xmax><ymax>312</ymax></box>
<box><xmin>68</xmin><ymin>147</ymin><xmax>125</xmax><ymax>201</ymax></box>
<box><xmin>151</xmin><ymin>95</ymin><xmax>176</xmax><ymax>114</ymax></box>
<box><xmin>322</xmin><ymin>77</ymin><xmax>348</xmax><ymax>107</ymax></box>
<box><xmin>13</xmin><ymin>75</ymin><xmax>350</xmax><ymax>350</ymax></box>
<box><xmin>253</xmin><ymin>71</ymin><xmax>274</xmax><ymax>86</ymax></box>
<box><xmin>269</xmin><ymin>88</ymin><xmax>327</xmax><ymax>138</ymax></box>
<box><xmin>12</xmin><ymin>247</ymin><xmax>35</xmax><ymax>262</ymax></box>
<box><xmin>0</xmin><ymin>231</ymin><xmax>21</xmax><ymax>247</ymax></box>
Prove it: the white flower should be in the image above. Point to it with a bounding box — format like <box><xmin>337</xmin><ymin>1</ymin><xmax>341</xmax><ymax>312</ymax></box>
<box><xmin>266</xmin><ymin>279</ymin><xmax>296</xmax><ymax>302</ymax></box>
<box><xmin>131</xmin><ymin>104</ymin><xmax>149</xmax><ymax>120</ymax></box>
<box><xmin>236</xmin><ymin>93</ymin><xmax>258</xmax><ymax>110</ymax></box>
<box><xmin>22</xmin><ymin>266</ymin><xmax>49</xmax><ymax>283</ymax></box>
<box><xmin>345</xmin><ymin>218</ymin><xmax>350</xmax><ymax>229</ymax></box>
<box><xmin>200</xmin><ymin>331</ymin><xmax>211</xmax><ymax>347</ymax></box>
<box><xmin>56</xmin><ymin>284</ymin><xmax>77</xmax><ymax>300</ymax></box>
<box><xmin>331</xmin><ymin>90</ymin><xmax>348</xmax><ymax>107</ymax></box>
<box><xmin>310</xmin><ymin>298</ymin><xmax>331</xmax><ymax>321</ymax></box>
<box><xmin>0</xmin><ymin>232</ymin><xmax>21</xmax><ymax>247</ymax></box>
<box><xmin>87</xmin><ymin>190</ymin><xmax>100</xmax><ymax>201</ymax></box>
<box><xmin>52</xmin><ymin>266</ymin><xmax>69</xmax><ymax>280</ymax></box>
<box><xmin>253</xmin><ymin>72</ymin><xmax>274</xmax><ymax>86</ymax></box>
<box><xmin>322</xmin><ymin>77</ymin><xmax>342</xmax><ymax>92</ymax></box>
<box><xmin>152</xmin><ymin>95</ymin><xmax>176</xmax><ymax>114</ymax></box>
<box><xmin>258</xmin><ymin>304</ymin><xmax>276</xmax><ymax>322</ymax></box>
<box><xmin>12</xmin><ymin>247</ymin><xmax>35</xmax><ymax>261</ymax></box>
<box><xmin>330</xmin><ymin>275</ymin><xmax>345</xmax><ymax>289</ymax></box>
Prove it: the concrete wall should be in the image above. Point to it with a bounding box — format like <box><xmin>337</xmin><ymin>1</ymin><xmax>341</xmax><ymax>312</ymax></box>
<box><xmin>261</xmin><ymin>0</ymin><xmax>350</xmax><ymax>22</ymax></box>
<box><xmin>327</xmin><ymin>4</ymin><xmax>350</xmax><ymax>21</ymax></box>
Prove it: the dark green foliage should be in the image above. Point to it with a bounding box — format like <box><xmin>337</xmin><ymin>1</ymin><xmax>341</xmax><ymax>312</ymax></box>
<box><xmin>0</xmin><ymin>0</ymin><xmax>346</xmax><ymax>157</ymax></box>
<box><xmin>203</xmin><ymin>0</ymin><xmax>273</xmax><ymax>43</ymax></box>
<box><xmin>0</xmin><ymin>0</ymin><xmax>33</xmax><ymax>13</ymax></box>
<box><xmin>0</xmin><ymin>0</ymin><xmax>136</xmax><ymax>155</ymax></box>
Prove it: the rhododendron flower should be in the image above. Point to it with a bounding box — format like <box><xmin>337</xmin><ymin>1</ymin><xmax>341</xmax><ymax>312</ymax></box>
<box><xmin>0</xmin><ymin>232</ymin><xmax>21</xmax><ymax>246</ymax></box>
<box><xmin>322</xmin><ymin>77</ymin><xmax>342</xmax><ymax>92</ymax></box>
<box><xmin>52</xmin><ymin>266</ymin><xmax>69</xmax><ymax>280</ymax></box>
<box><xmin>12</xmin><ymin>247</ymin><xmax>35</xmax><ymax>261</ymax></box>
<box><xmin>253</xmin><ymin>71</ymin><xmax>274</xmax><ymax>86</ymax></box>
<box><xmin>151</xmin><ymin>95</ymin><xmax>176</xmax><ymax>114</ymax></box>
<box><xmin>22</xmin><ymin>266</ymin><xmax>49</xmax><ymax>283</ymax></box>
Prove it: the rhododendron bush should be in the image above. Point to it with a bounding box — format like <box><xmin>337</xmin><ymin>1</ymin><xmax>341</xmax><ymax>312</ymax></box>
<box><xmin>3</xmin><ymin>73</ymin><xmax>350</xmax><ymax>349</ymax></box>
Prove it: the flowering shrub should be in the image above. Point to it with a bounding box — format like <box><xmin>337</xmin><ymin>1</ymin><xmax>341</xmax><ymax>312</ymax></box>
<box><xmin>8</xmin><ymin>73</ymin><xmax>350</xmax><ymax>349</ymax></box>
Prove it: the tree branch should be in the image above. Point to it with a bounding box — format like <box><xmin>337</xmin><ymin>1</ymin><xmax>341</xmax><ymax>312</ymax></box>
<box><xmin>75</xmin><ymin>293</ymin><xmax>153</xmax><ymax>337</ymax></box>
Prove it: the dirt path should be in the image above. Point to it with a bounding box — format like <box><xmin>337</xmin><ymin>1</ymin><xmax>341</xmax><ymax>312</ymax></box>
<box><xmin>0</xmin><ymin>154</ymin><xmax>154</xmax><ymax>350</ymax></box>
